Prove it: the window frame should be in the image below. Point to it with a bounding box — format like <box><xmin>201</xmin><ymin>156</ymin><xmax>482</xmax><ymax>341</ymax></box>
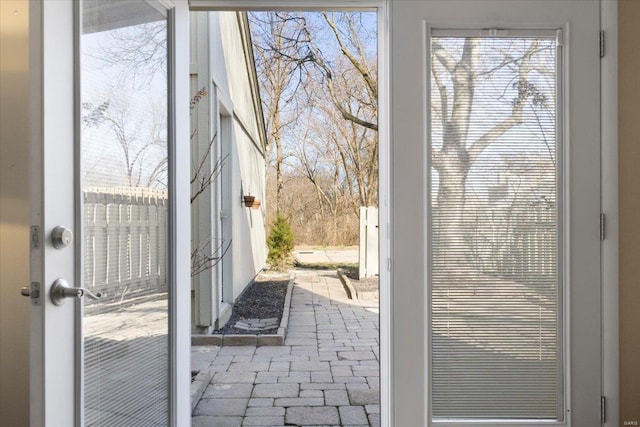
<box><xmin>426</xmin><ymin>27</ymin><xmax>568</xmax><ymax>425</ymax></box>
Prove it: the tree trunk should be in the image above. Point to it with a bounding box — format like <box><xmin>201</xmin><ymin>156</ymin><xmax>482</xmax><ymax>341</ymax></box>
<box><xmin>434</xmin><ymin>152</ymin><xmax>470</xmax><ymax>278</ymax></box>
<box><xmin>274</xmin><ymin>109</ymin><xmax>283</xmax><ymax>215</ymax></box>
<box><xmin>432</xmin><ymin>39</ymin><xmax>477</xmax><ymax>278</ymax></box>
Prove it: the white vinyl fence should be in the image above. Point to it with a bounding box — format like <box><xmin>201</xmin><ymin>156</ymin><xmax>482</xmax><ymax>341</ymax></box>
<box><xmin>433</xmin><ymin>199</ymin><xmax>556</xmax><ymax>280</ymax></box>
<box><xmin>359</xmin><ymin>206</ymin><xmax>379</xmax><ymax>279</ymax></box>
<box><xmin>83</xmin><ymin>188</ymin><xmax>168</xmax><ymax>305</ymax></box>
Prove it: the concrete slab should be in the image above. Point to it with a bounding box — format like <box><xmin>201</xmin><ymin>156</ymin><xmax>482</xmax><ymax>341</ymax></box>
<box><xmin>294</xmin><ymin>248</ymin><xmax>358</xmax><ymax>265</ymax></box>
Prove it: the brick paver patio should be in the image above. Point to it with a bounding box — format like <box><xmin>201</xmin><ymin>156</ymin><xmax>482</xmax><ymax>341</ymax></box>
<box><xmin>191</xmin><ymin>270</ymin><xmax>380</xmax><ymax>427</ymax></box>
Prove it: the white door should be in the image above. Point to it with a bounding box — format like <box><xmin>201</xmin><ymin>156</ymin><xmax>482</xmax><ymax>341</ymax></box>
<box><xmin>28</xmin><ymin>1</ymin><xmax>191</xmax><ymax>426</ymax></box>
<box><xmin>219</xmin><ymin>109</ymin><xmax>234</xmax><ymax>306</ymax></box>
<box><xmin>391</xmin><ymin>1</ymin><xmax>601</xmax><ymax>426</ymax></box>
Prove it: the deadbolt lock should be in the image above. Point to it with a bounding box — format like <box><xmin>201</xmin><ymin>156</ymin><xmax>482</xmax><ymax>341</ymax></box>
<box><xmin>51</xmin><ymin>226</ymin><xmax>73</xmax><ymax>249</ymax></box>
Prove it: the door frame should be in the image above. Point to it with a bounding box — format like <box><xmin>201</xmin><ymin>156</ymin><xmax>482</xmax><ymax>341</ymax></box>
<box><xmin>189</xmin><ymin>2</ymin><xmax>391</xmax><ymax>426</ymax></box>
<box><xmin>27</xmin><ymin>0</ymin><xmax>618</xmax><ymax>426</ymax></box>
<box><xmin>601</xmin><ymin>1</ymin><xmax>619</xmax><ymax>427</ymax></box>
<box><xmin>386</xmin><ymin>0</ymin><xmax>617</xmax><ymax>425</ymax></box>
<box><xmin>28</xmin><ymin>1</ymin><xmax>192</xmax><ymax>426</ymax></box>
<box><xmin>218</xmin><ymin>98</ymin><xmax>234</xmax><ymax>308</ymax></box>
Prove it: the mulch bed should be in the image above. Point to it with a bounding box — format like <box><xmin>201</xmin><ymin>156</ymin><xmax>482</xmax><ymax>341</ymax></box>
<box><xmin>213</xmin><ymin>274</ymin><xmax>289</xmax><ymax>335</ymax></box>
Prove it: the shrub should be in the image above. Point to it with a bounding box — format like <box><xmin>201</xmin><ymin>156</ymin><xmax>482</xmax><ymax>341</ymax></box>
<box><xmin>267</xmin><ymin>215</ymin><xmax>295</xmax><ymax>271</ymax></box>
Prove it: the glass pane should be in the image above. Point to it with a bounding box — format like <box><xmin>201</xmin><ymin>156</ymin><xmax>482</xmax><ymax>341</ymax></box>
<box><xmin>429</xmin><ymin>35</ymin><xmax>560</xmax><ymax>420</ymax></box>
<box><xmin>80</xmin><ymin>1</ymin><xmax>169</xmax><ymax>425</ymax></box>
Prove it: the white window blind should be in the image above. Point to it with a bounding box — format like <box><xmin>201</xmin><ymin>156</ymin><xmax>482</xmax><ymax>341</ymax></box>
<box><xmin>429</xmin><ymin>33</ymin><xmax>562</xmax><ymax>420</ymax></box>
<box><xmin>80</xmin><ymin>1</ymin><xmax>170</xmax><ymax>425</ymax></box>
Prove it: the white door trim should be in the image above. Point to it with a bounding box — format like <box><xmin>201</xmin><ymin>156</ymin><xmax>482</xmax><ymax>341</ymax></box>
<box><xmin>29</xmin><ymin>1</ymin><xmax>76</xmax><ymax>425</ymax></box>
<box><xmin>168</xmin><ymin>2</ymin><xmax>192</xmax><ymax>425</ymax></box>
<box><xmin>392</xmin><ymin>1</ymin><xmax>603</xmax><ymax>425</ymax></box>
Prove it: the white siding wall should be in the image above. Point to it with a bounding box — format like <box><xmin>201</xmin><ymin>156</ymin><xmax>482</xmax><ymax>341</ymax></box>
<box><xmin>191</xmin><ymin>11</ymin><xmax>266</xmax><ymax>330</ymax></box>
<box><xmin>219</xmin><ymin>11</ymin><xmax>267</xmax><ymax>304</ymax></box>
<box><xmin>231</xmin><ymin>120</ymin><xmax>267</xmax><ymax>299</ymax></box>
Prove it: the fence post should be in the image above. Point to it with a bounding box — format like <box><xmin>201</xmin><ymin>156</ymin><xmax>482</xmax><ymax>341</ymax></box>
<box><xmin>359</xmin><ymin>206</ymin><xmax>379</xmax><ymax>279</ymax></box>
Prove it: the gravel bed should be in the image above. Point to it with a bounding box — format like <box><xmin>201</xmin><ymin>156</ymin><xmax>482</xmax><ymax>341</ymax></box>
<box><xmin>214</xmin><ymin>274</ymin><xmax>289</xmax><ymax>335</ymax></box>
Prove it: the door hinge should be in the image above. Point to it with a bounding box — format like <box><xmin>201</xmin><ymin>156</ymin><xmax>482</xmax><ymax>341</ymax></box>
<box><xmin>387</xmin><ymin>257</ymin><xmax>392</xmax><ymax>272</ymax></box>
<box><xmin>601</xmin><ymin>395</ymin><xmax>606</xmax><ymax>424</ymax></box>
<box><xmin>600</xmin><ymin>213</ymin><xmax>606</xmax><ymax>241</ymax></box>
<box><xmin>600</xmin><ymin>30</ymin><xmax>605</xmax><ymax>58</ymax></box>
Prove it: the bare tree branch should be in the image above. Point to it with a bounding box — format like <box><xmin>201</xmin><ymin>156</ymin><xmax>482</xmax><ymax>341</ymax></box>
<box><xmin>322</xmin><ymin>12</ymin><xmax>377</xmax><ymax>100</ymax></box>
<box><xmin>432</xmin><ymin>42</ymin><xmax>457</xmax><ymax>73</ymax></box>
<box><xmin>467</xmin><ymin>41</ymin><xmax>540</xmax><ymax>165</ymax></box>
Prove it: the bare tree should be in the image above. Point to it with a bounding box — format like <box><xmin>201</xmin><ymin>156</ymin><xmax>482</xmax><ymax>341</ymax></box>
<box><xmin>82</xmin><ymin>98</ymin><xmax>167</xmax><ymax>189</ymax></box>
<box><xmin>88</xmin><ymin>20</ymin><xmax>167</xmax><ymax>87</ymax></box>
<box><xmin>302</xmin><ymin>12</ymin><xmax>378</xmax><ymax>132</ymax></box>
<box><xmin>431</xmin><ymin>38</ymin><xmax>555</xmax><ymax>272</ymax></box>
<box><xmin>295</xmin><ymin>12</ymin><xmax>379</xmax><ymax>213</ymax></box>
<box><xmin>250</xmin><ymin>11</ymin><xmax>379</xmax><ymax>246</ymax></box>
<box><xmin>322</xmin><ymin>102</ymin><xmax>377</xmax><ymax>211</ymax></box>
<box><xmin>250</xmin><ymin>12</ymin><xmax>309</xmax><ymax>214</ymax></box>
<box><xmin>297</xmin><ymin>93</ymin><xmax>377</xmax><ymax>211</ymax></box>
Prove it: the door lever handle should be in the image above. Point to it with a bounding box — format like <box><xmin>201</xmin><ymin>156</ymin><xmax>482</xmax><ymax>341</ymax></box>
<box><xmin>50</xmin><ymin>278</ymin><xmax>102</xmax><ymax>306</ymax></box>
